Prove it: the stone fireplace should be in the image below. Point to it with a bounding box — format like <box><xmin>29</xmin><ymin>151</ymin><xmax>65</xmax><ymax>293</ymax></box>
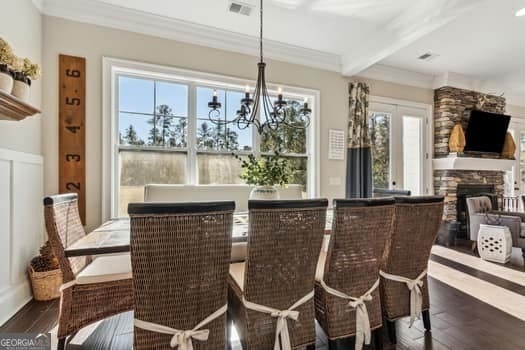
<box><xmin>432</xmin><ymin>86</ymin><xmax>512</xmax><ymax>242</ymax></box>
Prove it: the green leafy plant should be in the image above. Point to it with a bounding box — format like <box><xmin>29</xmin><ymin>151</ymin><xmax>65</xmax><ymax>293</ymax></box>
<box><xmin>234</xmin><ymin>151</ymin><xmax>294</xmax><ymax>187</ymax></box>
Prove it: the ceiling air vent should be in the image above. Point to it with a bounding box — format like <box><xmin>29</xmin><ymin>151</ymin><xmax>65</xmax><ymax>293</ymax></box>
<box><xmin>229</xmin><ymin>0</ymin><xmax>256</xmax><ymax>16</ymax></box>
<box><xmin>418</xmin><ymin>52</ymin><xmax>440</xmax><ymax>61</ymax></box>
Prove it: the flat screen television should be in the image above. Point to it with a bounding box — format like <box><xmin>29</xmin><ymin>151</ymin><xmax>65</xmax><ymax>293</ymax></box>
<box><xmin>464</xmin><ymin>110</ymin><xmax>511</xmax><ymax>154</ymax></box>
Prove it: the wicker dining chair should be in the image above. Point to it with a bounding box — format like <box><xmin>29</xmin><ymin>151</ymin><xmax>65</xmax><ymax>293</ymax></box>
<box><xmin>228</xmin><ymin>199</ymin><xmax>328</xmax><ymax>350</ymax></box>
<box><xmin>43</xmin><ymin>194</ymin><xmax>133</xmax><ymax>350</ymax></box>
<box><xmin>315</xmin><ymin>198</ymin><xmax>396</xmax><ymax>350</ymax></box>
<box><xmin>380</xmin><ymin>196</ymin><xmax>444</xmax><ymax>344</ymax></box>
<box><xmin>129</xmin><ymin>201</ymin><xmax>235</xmax><ymax>350</ymax></box>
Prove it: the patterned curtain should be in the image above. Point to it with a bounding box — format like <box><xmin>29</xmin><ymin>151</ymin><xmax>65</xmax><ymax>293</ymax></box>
<box><xmin>346</xmin><ymin>82</ymin><xmax>373</xmax><ymax>198</ymax></box>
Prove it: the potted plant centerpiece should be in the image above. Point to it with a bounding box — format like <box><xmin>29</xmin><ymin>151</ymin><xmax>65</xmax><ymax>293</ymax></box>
<box><xmin>235</xmin><ymin>151</ymin><xmax>294</xmax><ymax>200</ymax></box>
<box><xmin>12</xmin><ymin>57</ymin><xmax>40</xmax><ymax>102</ymax></box>
<box><xmin>0</xmin><ymin>38</ymin><xmax>15</xmax><ymax>93</ymax></box>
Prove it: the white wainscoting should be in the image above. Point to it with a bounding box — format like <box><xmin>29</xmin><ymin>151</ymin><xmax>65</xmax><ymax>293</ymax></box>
<box><xmin>0</xmin><ymin>148</ymin><xmax>44</xmax><ymax>325</ymax></box>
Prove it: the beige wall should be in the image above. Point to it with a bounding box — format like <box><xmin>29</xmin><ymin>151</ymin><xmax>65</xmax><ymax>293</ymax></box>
<box><xmin>42</xmin><ymin>16</ymin><xmax>434</xmax><ymax>230</ymax></box>
<box><xmin>0</xmin><ymin>0</ymin><xmax>42</xmax><ymax>154</ymax></box>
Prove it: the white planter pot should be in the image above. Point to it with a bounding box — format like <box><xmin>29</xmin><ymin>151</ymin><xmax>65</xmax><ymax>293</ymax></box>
<box><xmin>249</xmin><ymin>186</ymin><xmax>280</xmax><ymax>200</ymax></box>
<box><xmin>0</xmin><ymin>71</ymin><xmax>13</xmax><ymax>93</ymax></box>
<box><xmin>12</xmin><ymin>79</ymin><xmax>30</xmax><ymax>102</ymax></box>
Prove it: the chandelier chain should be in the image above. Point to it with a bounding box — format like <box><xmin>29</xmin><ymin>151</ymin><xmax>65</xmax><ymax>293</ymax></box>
<box><xmin>260</xmin><ymin>0</ymin><xmax>263</xmax><ymax>63</ymax></box>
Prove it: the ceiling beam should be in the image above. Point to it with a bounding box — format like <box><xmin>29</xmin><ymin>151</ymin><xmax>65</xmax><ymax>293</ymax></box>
<box><xmin>341</xmin><ymin>0</ymin><xmax>481</xmax><ymax>76</ymax></box>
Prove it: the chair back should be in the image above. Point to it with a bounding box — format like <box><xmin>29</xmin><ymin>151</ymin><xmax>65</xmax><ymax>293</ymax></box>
<box><xmin>466</xmin><ymin>196</ymin><xmax>493</xmax><ymax>239</ymax></box>
<box><xmin>325</xmin><ymin>198</ymin><xmax>396</xmax><ymax>286</ymax></box>
<box><xmin>322</xmin><ymin>198</ymin><xmax>395</xmax><ymax>328</ymax></box>
<box><xmin>43</xmin><ymin>193</ymin><xmax>88</xmax><ymax>282</ymax></box>
<box><xmin>381</xmin><ymin>196</ymin><xmax>444</xmax><ymax>320</ymax></box>
<box><xmin>129</xmin><ymin>201</ymin><xmax>235</xmax><ymax>350</ymax></box>
<box><xmin>243</xmin><ymin>199</ymin><xmax>328</xmax><ymax>345</ymax></box>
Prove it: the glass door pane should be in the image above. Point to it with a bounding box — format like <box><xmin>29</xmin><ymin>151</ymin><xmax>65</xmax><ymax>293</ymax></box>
<box><xmin>368</xmin><ymin>112</ymin><xmax>391</xmax><ymax>189</ymax></box>
<box><xmin>402</xmin><ymin>116</ymin><xmax>423</xmax><ymax>195</ymax></box>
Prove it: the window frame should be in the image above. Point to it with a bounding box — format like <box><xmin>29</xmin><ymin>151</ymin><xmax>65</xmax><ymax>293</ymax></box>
<box><xmin>102</xmin><ymin>57</ymin><xmax>320</xmax><ymax>220</ymax></box>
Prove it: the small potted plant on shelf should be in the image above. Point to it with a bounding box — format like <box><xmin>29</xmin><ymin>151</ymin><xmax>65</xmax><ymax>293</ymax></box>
<box><xmin>28</xmin><ymin>241</ymin><xmax>63</xmax><ymax>301</ymax></box>
<box><xmin>12</xmin><ymin>57</ymin><xmax>40</xmax><ymax>102</ymax></box>
<box><xmin>234</xmin><ymin>150</ymin><xmax>294</xmax><ymax>200</ymax></box>
<box><xmin>0</xmin><ymin>38</ymin><xmax>15</xmax><ymax>93</ymax></box>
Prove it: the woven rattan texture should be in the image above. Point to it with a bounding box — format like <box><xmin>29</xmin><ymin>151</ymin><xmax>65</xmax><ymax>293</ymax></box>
<box><xmin>130</xmin><ymin>210</ymin><xmax>234</xmax><ymax>350</ymax></box>
<box><xmin>44</xmin><ymin>199</ymin><xmax>88</xmax><ymax>282</ymax></box>
<box><xmin>44</xmin><ymin>196</ymin><xmax>133</xmax><ymax>339</ymax></box>
<box><xmin>380</xmin><ymin>200</ymin><xmax>444</xmax><ymax>321</ymax></box>
<box><xmin>229</xmin><ymin>204</ymin><xmax>327</xmax><ymax>349</ymax></box>
<box><xmin>315</xmin><ymin>203</ymin><xmax>395</xmax><ymax>340</ymax></box>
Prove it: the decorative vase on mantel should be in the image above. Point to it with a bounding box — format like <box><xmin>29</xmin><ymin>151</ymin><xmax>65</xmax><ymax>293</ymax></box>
<box><xmin>0</xmin><ymin>64</ymin><xmax>13</xmax><ymax>93</ymax></box>
<box><xmin>448</xmin><ymin>123</ymin><xmax>466</xmax><ymax>153</ymax></box>
<box><xmin>501</xmin><ymin>132</ymin><xmax>516</xmax><ymax>159</ymax></box>
<box><xmin>249</xmin><ymin>185</ymin><xmax>280</xmax><ymax>200</ymax></box>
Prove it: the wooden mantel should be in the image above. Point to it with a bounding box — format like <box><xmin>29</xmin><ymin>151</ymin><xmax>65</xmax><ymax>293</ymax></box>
<box><xmin>0</xmin><ymin>90</ymin><xmax>40</xmax><ymax>121</ymax></box>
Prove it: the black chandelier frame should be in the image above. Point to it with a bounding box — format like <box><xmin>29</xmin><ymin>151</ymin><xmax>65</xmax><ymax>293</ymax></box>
<box><xmin>207</xmin><ymin>0</ymin><xmax>311</xmax><ymax>134</ymax></box>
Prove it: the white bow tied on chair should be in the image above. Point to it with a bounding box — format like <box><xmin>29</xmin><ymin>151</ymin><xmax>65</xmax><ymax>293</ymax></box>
<box><xmin>168</xmin><ymin>329</ymin><xmax>210</xmax><ymax>350</ymax></box>
<box><xmin>134</xmin><ymin>304</ymin><xmax>227</xmax><ymax>349</ymax></box>
<box><xmin>380</xmin><ymin>269</ymin><xmax>427</xmax><ymax>327</ymax></box>
<box><xmin>271</xmin><ymin>309</ymin><xmax>300</xmax><ymax>350</ymax></box>
<box><xmin>242</xmin><ymin>290</ymin><xmax>314</xmax><ymax>350</ymax></box>
<box><xmin>320</xmin><ymin>278</ymin><xmax>379</xmax><ymax>350</ymax></box>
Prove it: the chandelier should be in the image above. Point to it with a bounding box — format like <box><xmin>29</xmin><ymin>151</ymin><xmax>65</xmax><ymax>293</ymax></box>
<box><xmin>208</xmin><ymin>0</ymin><xmax>311</xmax><ymax>134</ymax></box>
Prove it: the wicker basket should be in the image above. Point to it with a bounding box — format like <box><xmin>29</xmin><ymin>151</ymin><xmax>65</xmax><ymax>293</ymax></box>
<box><xmin>28</xmin><ymin>266</ymin><xmax>63</xmax><ymax>301</ymax></box>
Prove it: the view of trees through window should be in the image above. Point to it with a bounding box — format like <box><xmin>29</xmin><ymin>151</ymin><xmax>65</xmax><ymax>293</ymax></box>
<box><xmin>368</xmin><ymin>112</ymin><xmax>390</xmax><ymax>189</ymax></box>
<box><xmin>116</xmin><ymin>75</ymin><xmax>309</xmax><ymax>215</ymax></box>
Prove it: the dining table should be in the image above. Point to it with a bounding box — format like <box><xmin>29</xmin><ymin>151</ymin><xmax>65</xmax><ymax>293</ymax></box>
<box><xmin>64</xmin><ymin>210</ymin><xmax>333</xmax><ymax>258</ymax></box>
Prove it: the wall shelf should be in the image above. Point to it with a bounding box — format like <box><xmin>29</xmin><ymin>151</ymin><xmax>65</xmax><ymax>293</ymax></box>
<box><xmin>0</xmin><ymin>90</ymin><xmax>40</xmax><ymax>121</ymax></box>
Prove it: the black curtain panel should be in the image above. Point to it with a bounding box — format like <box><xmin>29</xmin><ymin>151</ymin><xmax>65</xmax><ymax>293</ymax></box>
<box><xmin>346</xmin><ymin>82</ymin><xmax>373</xmax><ymax>198</ymax></box>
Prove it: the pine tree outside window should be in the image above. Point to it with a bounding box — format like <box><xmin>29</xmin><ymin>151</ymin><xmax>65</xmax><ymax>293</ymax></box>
<box><xmin>116</xmin><ymin>74</ymin><xmax>310</xmax><ymax>216</ymax></box>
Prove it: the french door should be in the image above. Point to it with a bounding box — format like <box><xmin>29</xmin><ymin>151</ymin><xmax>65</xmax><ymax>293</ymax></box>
<box><xmin>368</xmin><ymin>100</ymin><xmax>430</xmax><ymax>195</ymax></box>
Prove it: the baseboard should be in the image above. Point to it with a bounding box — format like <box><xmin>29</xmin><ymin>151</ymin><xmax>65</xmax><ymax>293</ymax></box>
<box><xmin>0</xmin><ymin>281</ymin><xmax>33</xmax><ymax>326</ymax></box>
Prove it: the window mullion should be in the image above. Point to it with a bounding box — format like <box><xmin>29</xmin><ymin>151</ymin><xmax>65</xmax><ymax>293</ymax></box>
<box><xmin>187</xmin><ymin>83</ymin><xmax>197</xmax><ymax>184</ymax></box>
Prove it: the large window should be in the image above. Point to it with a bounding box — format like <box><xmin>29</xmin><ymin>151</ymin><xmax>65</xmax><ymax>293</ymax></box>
<box><xmin>110</xmin><ymin>64</ymin><xmax>315</xmax><ymax>217</ymax></box>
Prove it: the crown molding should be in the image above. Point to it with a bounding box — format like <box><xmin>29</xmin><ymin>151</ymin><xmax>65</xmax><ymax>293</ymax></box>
<box><xmin>357</xmin><ymin>64</ymin><xmax>435</xmax><ymax>89</ymax></box>
<box><xmin>32</xmin><ymin>0</ymin><xmax>44</xmax><ymax>12</ymax></box>
<box><xmin>505</xmin><ymin>94</ymin><xmax>525</xmax><ymax>108</ymax></box>
<box><xmin>40</xmin><ymin>0</ymin><xmax>341</xmax><ymax>73</ymax></box>
<box><xmin>432</xmin><ymin>72</ymin><xmax>485</xmax><ymax>91</ymax></box>
<box><xmin>433</xmin><ymin>72</ymin><xmax>525</xmax><ymax>107</ymax></box>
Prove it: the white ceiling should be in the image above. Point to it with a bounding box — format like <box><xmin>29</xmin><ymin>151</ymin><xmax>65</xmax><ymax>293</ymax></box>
<box><xmin>37</xmin><ymin>0</ymin><xmax>525</xmax><ymax>103</ymax></box>
<box><xmin>380</xmin><ymin>0</ymin><xmax>525</xmax><ymax>91</ymax></box>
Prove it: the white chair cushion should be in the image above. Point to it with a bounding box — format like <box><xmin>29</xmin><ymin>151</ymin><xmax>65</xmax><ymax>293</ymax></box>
<box><xmin>315</xmin><ymin>250</ymin><xmax>326</xmax><ymax>282</ymax></box>
<box><xmin>231</xmin><ymin>242</ymin><xmax>247</xmax><ymax>263</ymax></box>
<box><xmin>76</xmin><ymin>254</ymin><xmax>132</xmax><ymax>285</ymax></box>
<box><xmin>229</xmin><ymin>262</ymin><xmax>245</xmax><ymax>291</ymax></box>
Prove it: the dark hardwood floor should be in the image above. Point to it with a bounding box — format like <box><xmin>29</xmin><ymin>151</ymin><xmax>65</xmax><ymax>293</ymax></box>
<box><xmin>2</xmin><ymin>247</ymin><xmax>525</xmax><ymax>349</ymax></box>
